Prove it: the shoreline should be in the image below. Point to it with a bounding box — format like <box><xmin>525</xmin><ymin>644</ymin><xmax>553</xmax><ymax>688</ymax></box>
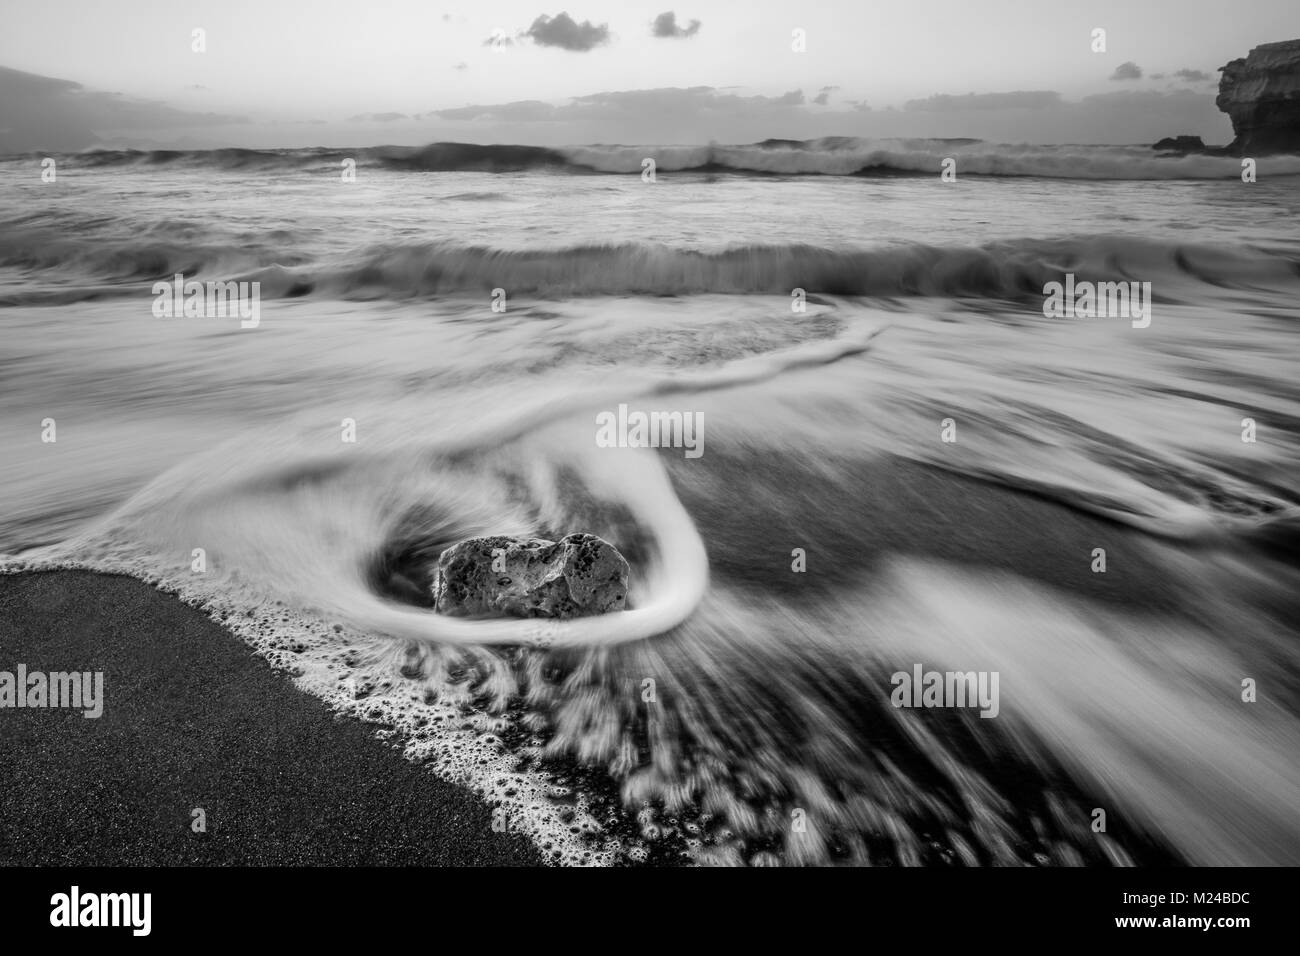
<box><xmin>0</xmin><ymin>570</ymin><xmax>543</xmax><ymax>866</ymax></box>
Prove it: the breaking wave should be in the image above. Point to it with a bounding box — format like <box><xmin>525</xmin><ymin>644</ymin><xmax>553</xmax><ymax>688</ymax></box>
<box><xmin>2</xmin><ymin>232</ymin><xmax>1298</xmax><ymax>306</ymax></box>
<box><xmin>10</xmin><ymin>138</ymin><xmax>1300</xmax><ymax>179</ymax></box>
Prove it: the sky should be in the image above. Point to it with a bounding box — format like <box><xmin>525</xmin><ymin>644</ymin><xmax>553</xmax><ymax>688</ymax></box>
<box><xmin>1</xmin><ymin>0</ymin><xmax>1297</xmax><ymax>150</ymax></box>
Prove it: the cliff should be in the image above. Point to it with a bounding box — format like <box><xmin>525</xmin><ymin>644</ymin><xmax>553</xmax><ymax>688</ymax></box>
<box><xmin>1217</xmin><ymin>39</ymin><xmax>1300</xmax><ymax>154</ymax></box>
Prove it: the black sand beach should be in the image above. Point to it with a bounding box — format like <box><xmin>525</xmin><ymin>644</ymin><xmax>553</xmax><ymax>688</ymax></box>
<box><xmin>0</xmin><ymin>571</ymin><xmax>542</xmax><ymax>866</ymax></box>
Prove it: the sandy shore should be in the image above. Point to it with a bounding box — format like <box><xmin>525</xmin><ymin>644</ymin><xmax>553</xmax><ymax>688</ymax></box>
<box><xmin>0</xmin><ymin>570</ymin><xmax>542</xmax><ymax>866</ymax></box>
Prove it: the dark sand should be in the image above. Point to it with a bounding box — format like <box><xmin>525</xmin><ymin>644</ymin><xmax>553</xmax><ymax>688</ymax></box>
<box><xmin>0</xmin><ymin>571</ymin><xmax>542</xmax><ymax>866</ymax></box>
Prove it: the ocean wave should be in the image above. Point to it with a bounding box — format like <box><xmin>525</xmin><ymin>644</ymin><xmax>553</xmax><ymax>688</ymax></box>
<box><xmin>3</xmin><ymin>232</ymin><xmax>1296</xmax><ymax>304</ymax></box>
<box><xmin>11</xmin><ymin>138</ymin><xmax>1300</xmax><ymax>179</ymax></box>
<box><xmin>295</xmin><ymin>235</ymin><xmax>1299</xmax><ymax>300</ymax></box>
<box><xmin>0</xmin><ymin>232</ymin><xmax>288</xmax><ymax>285</ymax></box>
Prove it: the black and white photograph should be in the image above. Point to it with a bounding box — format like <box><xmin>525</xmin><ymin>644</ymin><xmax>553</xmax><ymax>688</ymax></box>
<box><xmin>1</xmin><ymin>0</ymin><xmax>1296</xmax><ymax>937</ymax></box>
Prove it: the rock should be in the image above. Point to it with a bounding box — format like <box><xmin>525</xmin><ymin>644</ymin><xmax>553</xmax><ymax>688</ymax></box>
<box><xmin>1216</xmin><ymin>39</ymin><xmax>1300</xmax><ymax>154</ymax></box>
<box><xmin>1152</xmin><ymin>135</ymin><xmax>1206</xmax><ymax>153</ymax></box>
<box><xmin>432</xmin><ymin>534</ymin><xmax>629</xmax><ymax>619</ymax></box>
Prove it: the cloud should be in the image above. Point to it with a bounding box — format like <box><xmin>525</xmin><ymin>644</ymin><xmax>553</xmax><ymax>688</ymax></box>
<box><xmin>431</xmin><ymin>99</ymin><xmax>558</xmax><ymax>122</ymax></box>
<box><xmin>0</xmin><ymin>64</ymin><xmax>248</xmax><ymax>152</ymax></box>
<box><xmin>453</xmin><ymin>62</ymin><xmax>468</xmax><ymax>71</ymax></box>
<box><xmin>574</xmin><ymin>87</ymin><xmax>808</xmax><ymax>116</ymax></box>
<box><xmin>525</xmin><ymin>12</ymin><xmax>610</xmax><ymax>51</ymax></box>
<box><xmin>424</xmin><ymin>85</ymin><xmax>833</xmax><ymax>146</ymax></box>
<box><xmin>6</xmin><ymin>65</ymin><xmax>1227</xmax><ymax>152</ymax></box>
<box><xmin>1080</xmin><ymin>89</ymin><xmax>1209</xmax><ymax>107</ymax></box>
<box><xmin>417</xmin><ymin>84</ymin><xmax>1224</xmax><ymax>152</ymax></box>
<box><xmin>1109</xmin><ymin>61</ymin><xmax>1142</xmax><ymax>81</ymax></box>
<box><xmin>904</xmin><ymin>90</ymin><xmax>1062</xmax><ymax>111</ymax></box>
<box><xmin>813</xmin><ymin>85</ymin><xmax>838</xmax><ymax>106</ymax></box>
<box><xmin>346</xmin><ymin>112</ymin><xmax>410</xmax><ymax>123</ymax></box>
<box><xmin>652</xmin><ymin>12</ymin><xmax>701</xmax><ymax>38</ymax></box>
<box><xmin>437</xmin><ymin>83</ymin><xmax>1217</xmax><ymax>152</ymax></box>
<box><xmin>1174</xmin><ymin>68</ymin><xmax>1212</xmax><ymax>82</ymax></box>
<box><xmin>430</xmin><ymin>86</ymin><xmax>810</xmax><ymax>127</ymax></box>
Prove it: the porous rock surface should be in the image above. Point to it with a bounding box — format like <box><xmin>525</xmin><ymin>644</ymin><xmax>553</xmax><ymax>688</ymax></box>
<box><xmin>432</xmin><ymin>533</ymin><xmax>629</xmax><ymax>619</ymax></box>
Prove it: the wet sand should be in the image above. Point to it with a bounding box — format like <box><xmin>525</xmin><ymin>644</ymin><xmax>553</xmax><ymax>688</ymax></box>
<box><xmin>0</xmin><ymin>570</ymin><xmax>542</xmax><ymax>866</ymax></box>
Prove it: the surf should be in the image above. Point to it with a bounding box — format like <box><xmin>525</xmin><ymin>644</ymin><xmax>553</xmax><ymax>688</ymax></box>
<box><xmin>4</xmin><ymin>231</ymin><xmax>1298</xmax><ymax>306</ymax></box>
<box><xmin>15</xmin><ymin>138</ymin><xmax>1300</xmax><ymax>179</ymax></box>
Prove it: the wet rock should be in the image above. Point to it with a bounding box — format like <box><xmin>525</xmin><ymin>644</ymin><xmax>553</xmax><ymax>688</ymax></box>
<box><xmin>432</xmin><ymin>533</ymin><xmax>629</xmax><ymax>619</ymax></box>
<box><xmin>1151</xmin><ymin>135</ymin><xmax>1206</xmax><ymax>153</ymax></box>
<box><xmin>1217</xmin><ymin>39</ymin><xmax>1300</xmax><ymax>155</ymax></box>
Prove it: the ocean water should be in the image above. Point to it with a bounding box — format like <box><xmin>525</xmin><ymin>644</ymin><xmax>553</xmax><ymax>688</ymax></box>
<box><xmin>2</xmin><ymin>139</ymin><xmax>1299</xmax><ymax>866</ymax></box>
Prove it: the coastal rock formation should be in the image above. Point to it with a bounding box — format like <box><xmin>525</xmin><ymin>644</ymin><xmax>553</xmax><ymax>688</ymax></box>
<box><xmin>432</xmin><ymin>533</ymin><xmax>629</xmax><ymax>619</ymax></box>
<box><xmin>1217</xmin><ymin>39</ymin><xmax>1300</xmax><ymax>154</ymax></box>
<box><xmin>1152</xmin><ymin>135</ymin><xmax>1206</xmax><ymax>153</ymax></box>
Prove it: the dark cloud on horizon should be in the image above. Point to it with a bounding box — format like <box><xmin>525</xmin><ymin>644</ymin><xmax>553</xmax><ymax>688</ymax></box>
<box><xmin>428</xmin><ymin>84</ymin><xmax>1224</xmax><ymax>135</ymax></box>
<box><xmin>346</xmin><ymin>112</ymin><xmax>409</xmax><ymax>123</ymax></box>
<box><xmin>905</xmin><ymin>90</ymin><xmax>1062</xmax><ymax>111</ymax></box>
<box><xmin>1174</xmin><ymin>68</ymin><xmax>1213</xmax><ymax>82</ymax></box>
<box><xmin>1110</xmin><ymin>61</ymin><xmax>1142</xmax><ymax>81</ymax></box>
<box><xmin>525</xmin><ymin>12</ymin><xmax>610</xmax><ymax>51</ymax></box>
<box><xmin>1079</xmin><ymin>88</ymin><xmax>1210</xmax><ymax>106</ymax></box>
<box><xmin>431</xmin><ymin>99</ymin><xmax>557</xmax><ymax>122</ymax></box>
<box><xmin>0</xmin><ymin>64</ymin><xmax>248</xmax><ymax>152</ymax></box>
<box><xmin>420</xmin><ymin>83</ymin><xmax>1223</xmax><ymax>150</ymax></box>
<box><xmin>430</xmin><ymin>86</ymin><xmax>808</xmax><ymax>124</ymax></box>
<box><xmin>652</xmin><ymin>12</ymin><xmax>701</xmax><ymax>39</ymax></box>
<box><xmin>813</xmin><ymin>85</ymin><xmax>839</xmax><ymax>106</ymax></box>
<box><xmin>0</xmin><ymin>61</ymin><xmax>1230</xmax><ymax>152</ymax></box>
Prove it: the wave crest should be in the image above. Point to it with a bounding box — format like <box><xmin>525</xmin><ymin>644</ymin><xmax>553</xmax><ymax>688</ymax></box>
<box><xmin>13</xmin><ymin>138</ymin><xmax>1300</xmax><ymax>179</ymax></box>
<box><xmin>6</xmin><ymin>234</ymin><xmax>1295</xmax><ymax>305</ymax></box>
